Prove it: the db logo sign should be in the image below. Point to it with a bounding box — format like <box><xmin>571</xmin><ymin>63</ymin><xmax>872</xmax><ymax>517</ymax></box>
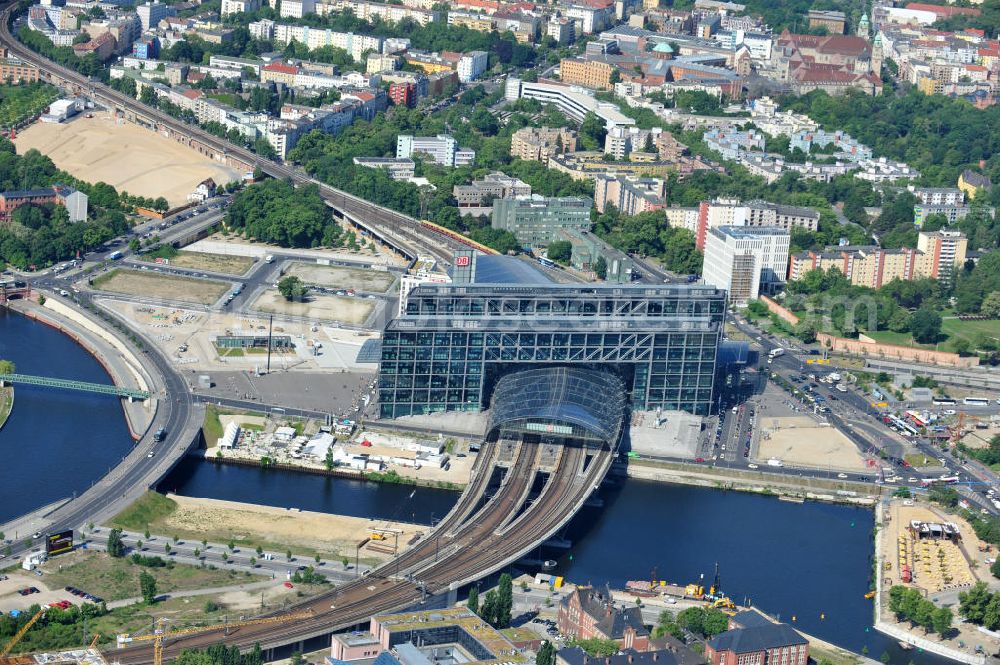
<box><xmin>455</xmin><ymin>256</ymin><xmax>471</xmax><ymax>266</ymax></box>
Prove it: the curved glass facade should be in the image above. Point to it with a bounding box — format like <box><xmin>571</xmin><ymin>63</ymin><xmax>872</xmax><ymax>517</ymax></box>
<box><xmin>486</xmin><ymin>366</ymin><xmax>627</xmax><ymax>445</ymax></box>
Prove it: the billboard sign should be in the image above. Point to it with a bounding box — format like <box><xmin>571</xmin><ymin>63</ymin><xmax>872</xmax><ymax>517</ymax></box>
<box><xmin>45</xmin><ymin>530</ymin><xmax>74</xmax><ymax>556</ymax></box>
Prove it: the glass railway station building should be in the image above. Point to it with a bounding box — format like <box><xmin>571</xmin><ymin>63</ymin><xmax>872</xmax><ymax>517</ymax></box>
<box><xmin>375</xmin><ymin>253</ymin><xmax>728</xmax><ymax>444</ymax></box>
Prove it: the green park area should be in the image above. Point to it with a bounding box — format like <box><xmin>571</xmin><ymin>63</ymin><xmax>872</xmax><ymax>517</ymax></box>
<box><xmin>0</xmin><ymin>81</ymin><xmax>58</xmax><ymax>128</ymax></box>
<box><xmin>864</xmin><ymin>317</ymin><xmax>1000</xmax><ymax>354</ymax></box>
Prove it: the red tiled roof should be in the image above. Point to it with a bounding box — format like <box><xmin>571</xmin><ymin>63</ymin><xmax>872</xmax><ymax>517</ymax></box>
<box><xmin>182</xmin><ymin>88</ymin><xmax>204</xmax><ymax>99</ymax></box>
<box><xmin>352</xmin><ymin>91</ymin><xmax>376</xmax><ymax>101</ymax></box>
<box><xmin>263</xmin><ymin>62</ymin><xmax>299</xmax><ymax>74</ymax></box>
<box><xmin>906</xmin><ymin>2</ymin><xmax>981</xmax><ymax>17</ymax></box>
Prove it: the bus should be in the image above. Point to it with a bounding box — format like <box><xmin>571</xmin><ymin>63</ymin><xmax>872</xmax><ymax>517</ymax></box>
<box><xmin>921</xmin><ymin>476</ymin><xmax>959</xmax><ymax>487</ymax></box>
<box><xmin>932</xmin><ymin>397</ymin><xmax>956</xmax><ymax>406</ymax></box>
<box><xmin>885</xmin><ymin>414</ymin><xmax>920</xmax><ymax>437</ymax></box>
<box><xmin>964</xmin><ymin>397</ymin><xmax>990</xmax><ymax>407</ymax></box>
<box><xmin>768</xmin><ymin>348</ymin><xmax>784</xmax><ymax>361</ymax></box>
<box><xmin>537</xmin><ymin>257</ymin><xmax>556</xmax><ymax>268</ymax></box>
<box><xmin>905</xmin><ymin>410</ymin><xmax>930</xmax><ymax>428</ymax></box>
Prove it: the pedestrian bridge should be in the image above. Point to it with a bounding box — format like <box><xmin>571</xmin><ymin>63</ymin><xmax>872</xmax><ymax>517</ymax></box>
<box><xmin>0</xmin><ymin>374</ymin><xmax>150</xmax><ymax>401</ymax></box>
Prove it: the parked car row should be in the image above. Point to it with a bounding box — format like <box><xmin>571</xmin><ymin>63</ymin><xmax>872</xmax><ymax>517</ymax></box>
<box><xmin>64</xmin><ymin>585</ymin><xmax>104</xmax><ymax>603</ymax></box>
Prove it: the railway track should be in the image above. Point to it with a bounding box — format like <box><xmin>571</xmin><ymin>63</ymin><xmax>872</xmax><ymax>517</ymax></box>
<box><xmin>109</xmin><ymin>442</ymin><xmax>611</xmax><ymax>664</ymax></box>
<box><xmin>0</xmin><ymin>0</ymin><xmax>463</xmax><ymax>267</ymax></box>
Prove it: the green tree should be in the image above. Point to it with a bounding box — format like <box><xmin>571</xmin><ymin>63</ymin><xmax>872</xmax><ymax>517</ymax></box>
<box><xmin>676</xmin><ymin>607</ymin><xmax>705</xmax><ymax>635</ymax></box>
<box><xmin>703</xmin><ymin>609</ymin><xmax>730</xmax><ymax>636</ymax></box>
<box><xmin>496</xmin><ymin>573</ymin><xmax>513</xmax><ymax>628</ymax></box>
<box><xmin>277</xmin><ymin>276</ymin><xmax>308</xmax><ymax>302</ymax></box>
<box><xmin>0</xmin><ymin>359</ymin><xmax>15</xmax><ymax>374</ymax></box>
<box><xmin>139</xmin><ymin>570</ymin><xmax>157</xmax><ymax>604</ymax></box>
<box><xmin>959</xmin><ymin>582</ymin><xmax>991</xmax><ymax>624</ymax></box>
<box><xmin>568</xmin><ymin>638</ymin><xmax>619</xmax><ymax>658</ymax></box>
<box><xmin>594</xmin><ymin>255</ymin><xmax>608</xmax><ymax>280</ymax></box>
<box><xmin>579</xmin><ymin>112</ymin><xmax>607</xmax><ymax>151</ymax></box>
<box><xmin>467</xmin><ymin>585</ymin><xmax>479</xmax><ymax>615</ymax></box>
<box><xmin>546</xmin><ymin>240</ymin><xmax>573</xmax><ymax>265</ymax></box>
<box><xmin>107</xmin><ymin>528</ymin><xmax>125</xmax><ymax>558</ymax></box>
<box><xmin>932</xmin><ymin>607</ymin><xmax>953</xmax><ymax>635</ymax></box>
<box><xmin>981</xmin><ymin>291</ymin><xmax>1000</xmax><ymax>318</ymax></box>
<box><xmin>909</xmin><ymin>307</ymin><xmax>943</xmax><ymax>344</ymax></box>
<box><xmin>480</xmin><ymin>589</ymin><xmax>499</xmax><ymax>626</ymax></box>
<box><xmin>536</xmin><ymin>641</ymin><xmax>556</xmax><ymax>665</ymax></box>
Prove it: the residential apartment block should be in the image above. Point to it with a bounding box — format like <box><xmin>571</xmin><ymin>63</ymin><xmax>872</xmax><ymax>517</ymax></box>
<box><xmin>788</xmin><ymin>230</ymin><xmax>968</xmax><ymax>288</ymax></box>
<box><xmin>593</xmin><ymin>174</ymin><xmax>666</xmax><ymax>216</ymax></box>
<box><xmin>320</xmin><ymin>0</ymin><xmax>439</xmax><ymax>26</ymax></box>
<box><xmin>510</xmin><ymin>126</ymin><xmax>579</xmax><ymax>162</ymax></box>
<box><xmin>702</xmin><ymin>226</ymin><xmax>790</xmax><ymax>304</ymax></box>
<box><xmin>249</xmin><ymin>21</ymin><xmax>385</xmax><ymax>61</ymax></box>
<box><xmin>559</xmin><ymin>57</ymin><xmax>616</xmax><ymax>90</ymax></box>
<box><xmin>666</xmin><ymin>198</ymin><xmax>819</xmax><ymax>250</ymax></box>
<box><xmin>906</xmin><ymin>185</ymin><xmax>964</xmax><ymax>206</ymax></box>
<box><xmin>0</xmin><ymin>185</ymin><xmax>87</xmax><ymax>222</ymax></box>
<box><xmin>604</xmin><ymin>126</ymin><xmax>688</xmax><ymax>161</ymax></box>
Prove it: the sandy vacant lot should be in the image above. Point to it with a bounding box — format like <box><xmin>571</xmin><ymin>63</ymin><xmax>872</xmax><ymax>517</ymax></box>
<box><xmin>756</xmin><ymin>416</ymin><xmax>869</xmax><ymax>471</ymax></box>
<box><xmin>15</xmin><ymin>112</ymin><xmax>241</xmax><ymax>206</ymax></box>
<box><xmin>286</xmin><ymin>262</ymin><xmax>396</xmax><ymax>293</ymax></box>
<box><xmin>142</xmin><ymin>251</ymin><xmax>256</xmax><ymax>276</ymax></box>
<box><xmin>94</xmin><ymin>269</ymin><xmax>229</xmax><ymax>305</ymax></box>
<box><xmin>252</xmin><ymin>289</ymin><xmax>375</xmax><ymax>325</ymax></box>
<box><xmin>161</xmin><ymin>495</ymin><xmax>427</xmax><ymax>560</ymax></box>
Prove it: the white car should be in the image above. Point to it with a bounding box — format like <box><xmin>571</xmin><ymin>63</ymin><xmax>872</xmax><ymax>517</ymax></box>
<box><xmin>837</xmin><ymin>473</ymin><xmax>848</xmax><ymax>479</ymax></box>
<box><xmin>748</xmin><ymin>463</ymin><xmax>758</xmax><ymax>469</ymax></box>
<box><xmin>944</xmin><ymin>410</ymin><xmax>957</xmax><ymax>415</ymax></box>
<box><xmin>147</xmin><ymin>451</ymin><xmax>155</xmax><ymax>458</ymax></box>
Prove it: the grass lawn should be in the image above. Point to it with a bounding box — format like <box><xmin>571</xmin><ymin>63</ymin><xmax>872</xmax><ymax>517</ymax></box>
<box><xmin>941</xmin><ymin>318</ymin><xmax>1000</xmax><ymax>349</ymax></box>
<box><xmin>41</xmin><ymin>549</ymin><xmax>252</xmax><ymax>602</ymax></box>
<box><xmin>216</xmin><ymin>345</ymin><xmax>245</xmax><ymax>358</ymax></box>
<box><xmin>91</xmin><ymin>269</ymin><xmax>228</xmax><ymax>305</ymax></box>
<box><xmin>202</xmin><ymin>404</ymin><xmax>265</xmax><ymax>443</ymax></box>
<box><xmin>0</xmin><ymin>386</ymin><xmax>12</xmax><ymax>430</ymax></box>
<box><xmin>904</xmin><ymin>453</ymin><xmax>942</xmax><ymax>469</ymax></box>
<box><xmin>110</xmin><ymin>491</ymin><xmax>179</xmax><ymax>531</ymax></box>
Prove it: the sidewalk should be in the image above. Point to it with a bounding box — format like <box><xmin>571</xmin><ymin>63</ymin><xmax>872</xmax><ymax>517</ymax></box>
<box><xmin>93</xmin><ymin>527</ymin><xmax>372</xmax><ymax>584</ymax></box>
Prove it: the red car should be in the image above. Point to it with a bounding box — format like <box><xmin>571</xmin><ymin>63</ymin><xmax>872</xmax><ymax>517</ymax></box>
<box><xmin>694</xmin><ymin>457</ymin><xmax>706</xmax><ymax>463</ymax></box>
<box><xmin>283</xmin><ymin>582</ymin><xmax>294</xmax><ymax>589</ymax></box>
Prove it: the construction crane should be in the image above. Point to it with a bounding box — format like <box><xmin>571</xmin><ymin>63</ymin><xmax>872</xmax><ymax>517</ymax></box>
<box><xmin>1</xmin><ymin>608</ymin><xmax>46</xmax><ymax>657</ymax></box>
<box><xmin>118</xmin><ymin>611</ymin><xmax>314</xmax><ymax>665</ymax></box>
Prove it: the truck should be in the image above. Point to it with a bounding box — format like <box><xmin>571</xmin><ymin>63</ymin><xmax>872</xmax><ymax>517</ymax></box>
<box><xmin>767</xmin><ymin>348</ymin><xmax>784</xmax><ymax>361</ymax></box>
<box><xmin>264</xmin><ymin>255</ymin><xmax>274</xmax><ymax>263</ymax></box>
<box><xmin>835</xmin><ymin>384</ymin><xmax>848</xmax><ymax>393</ymax></box>
<box><xmin>828</xmin><ymin>372</ymin><xmax>841</xmax><ymax>382</ymax></box>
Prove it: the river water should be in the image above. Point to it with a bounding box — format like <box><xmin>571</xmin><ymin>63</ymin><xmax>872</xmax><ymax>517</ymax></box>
<box><xmin>162</xmin><ymin>460</ymin><xmax>956</xmax><ymax>664</ymax></box>
<box><xmin>0</xmin><ymin>309</ymin><xmax>134</xmax><ymax>526</ymax></box>
<box><xmin>4</xmin><ymin>304</ymin><xmax>954</xmax><ymax>664</ymax></box>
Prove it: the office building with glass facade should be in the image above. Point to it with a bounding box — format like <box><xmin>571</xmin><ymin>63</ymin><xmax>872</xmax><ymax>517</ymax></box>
<box><xmin>377</xmin><ymin>268</ymin><xmax>728</xmax><ymax>419</ymax></box>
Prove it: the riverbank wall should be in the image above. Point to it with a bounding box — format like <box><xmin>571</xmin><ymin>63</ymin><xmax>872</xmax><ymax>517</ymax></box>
<box><xmin>622</xmin><ymin>459</ymin><xmax>881</xmax><ymax>507</ymax></box>
<box><xmin>199</xmin><ymin>454</ymin><xmax>465</xmax><ymax>491</ymax></box>
<box><xmin>10</xmin><ymin>298</ymin><xmax>156</xmax><ymax>440</ymax></box>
